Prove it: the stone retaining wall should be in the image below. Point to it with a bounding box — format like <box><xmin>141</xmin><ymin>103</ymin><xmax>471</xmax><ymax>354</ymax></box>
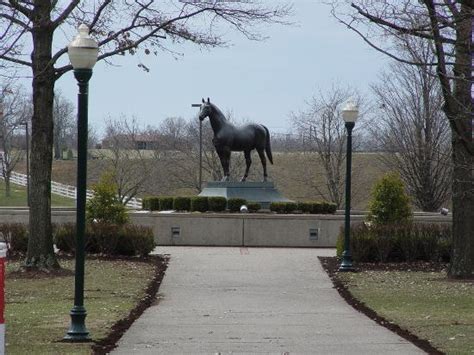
<box><xmin>0</xmin><ymin>208</ymin><xmax>452</xmax><ymax>248</ymax></box>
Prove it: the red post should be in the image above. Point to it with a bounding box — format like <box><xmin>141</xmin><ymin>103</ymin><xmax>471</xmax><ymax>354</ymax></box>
<box><xmin>0</xmin><ymin>242</ymin><xmax>6</xmax><ymax>355</ymax></box>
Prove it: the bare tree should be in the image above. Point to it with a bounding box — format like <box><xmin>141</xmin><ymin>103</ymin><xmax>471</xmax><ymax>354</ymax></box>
<box><xmin>99</xmin><ymin>117</ymin><xmax>150</xmax><ymax>205</ymax></box>
<box><xmin>0</xmin><ymin>84</ymin><xmax>28</xmax><ymax>197</ymax></box>
<box><xmin>331</xmin><ymin>1</ymin><xmax>473</xmax><ymax>278</ymax></box>
<box><xmin>270</xmin><ymin>132</ymin><xmax>304</xmax><ymax>153</ymax></box>
<box><xmin>53</xmin><ymin>91</ymin><xmax>75</xmax><ymax>160</ymax></box>
<box><xmin>291</xmin><ymin>86</ymin><xmax>361</xmax><ymax>208</ymax></box>
<box><xmin>371</xmin><ymin>41</ymin><xmax>452</xmax><ymax>212</ymax></box>
<box><xmin>0</xmin><ymin>1</ymin><xmax>291</xmax><ymax>269</ymax></box>
<box><xmin>150</xmin><ymin>116</ymin><xmax>200</xmax><ymax>192</ymax></box>
<box><xmin>152</xmin><ymin>115</ymin><xmax>246</xmax><ymax>193</ymax></box>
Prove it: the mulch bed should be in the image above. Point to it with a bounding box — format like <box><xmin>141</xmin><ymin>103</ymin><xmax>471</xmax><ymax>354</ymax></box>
<box><xmin>91</xmin><ymin>254</ymin><xmax>169</xmax><ymax>355</ymax></box>
<box><xmin>319</xmin><ymin>256</ymin><xmax>444</xmax><ymax>355</ymax></box>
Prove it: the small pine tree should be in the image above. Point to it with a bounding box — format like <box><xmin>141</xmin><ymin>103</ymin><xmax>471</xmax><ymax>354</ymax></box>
<box><xmin>86</xmin><ymin>172</ymin><xmax>129</xmax><ymax>225</ymax></box>
<box><xmin>367</xmin><ymin>172</ymin><xmax>412</xmax><ymax>225</ymax></box>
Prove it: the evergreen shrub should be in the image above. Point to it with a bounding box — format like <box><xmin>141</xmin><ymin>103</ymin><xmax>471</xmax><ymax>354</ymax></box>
<box><xmin>159</xmin><ymin>197</ymin><xmax>174</xmax><ymax>210</ymax></box>
<box><xmin>270</xmin><ymin>202</ymin><xmax>297</xmax><ymax>214</ymax></box>
<box><xmin>142</xmin><ymin>197</ymin><xmax>158</xmax><ymax>211</ymax></box>
<box><xmin>86</xmin><ymin>172</ymin><xmax>129</xmax><ymax>225</ymax></box>
<box><xmin>190</xmin><ymin>196</ymin><xmax>209</xmax><ymax>212</ymax></box>
<box><xmin>0</xmin><ymin>223</ymin><xmax>28</xmax><ymax>253</ymax></box>
<box><xmin>208</xmin><ymin>197</ymin><xmax>227</xmax><ymax>212</ymax></box>
<box><xmin>368</xmin><ymin>173</ymin><xmax>412</xmax><ymax>225</ymax></box>
<box><xmin>297</xmin><ymin>202</ymin><xmax>312</xmax><ymax>214</ymax></box>
<box><xmin>321</xmin><ymin>202</ymin><xmax>337</xmax><ymax>214</ymax></box>
<box><xmin>336</xmin><ymin>222</ymin><xmax>451</xmax><ymax>263</ymax></box>
<box><xmin>247</xmin><ymin>202</ymin><xmax>261</xmax><ymax>212</ymax></box>
<box><xmin>295</xmin><ymin>201</ymin><xmax>338</xmax><ymax>214</ymax></box>
<box><xmin>54</xmin><ymin>223</ymin><xmax>155</xmax><ymax>256</ymax></box>
<box><xmin>142</xmin><ymin>196</ymin><xmax>173</xmax><ymax>211</ymax></box>
<box><xmin>173</xmin><ymin>196</ymin><xmax>191</xmax><ymax>211</ymax></box>
<box><xmin>227</xmin><ymin>198</ymin><xmax>247</xmax><ymax>212</ymax></box>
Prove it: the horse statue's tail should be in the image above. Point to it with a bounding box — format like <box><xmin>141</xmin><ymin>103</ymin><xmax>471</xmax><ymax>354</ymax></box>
<box><xmin>262</xmin><ymin>125</ymin><xmax>273</xmax><ymax>165</ymax></box>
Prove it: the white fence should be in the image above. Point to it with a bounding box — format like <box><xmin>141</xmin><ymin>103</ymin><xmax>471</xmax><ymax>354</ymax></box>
<box><xmin>4</xmin><ymin>171</ymin><xmax>142</xmax><ymax>209</ymax></box>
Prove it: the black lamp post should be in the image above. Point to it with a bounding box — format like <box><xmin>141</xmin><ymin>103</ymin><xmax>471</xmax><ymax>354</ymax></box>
<box><xmin>339</xmin><ymin>100</ymin><xmax>358</xmax><ymax>272</ymax></box>
<box><xmin>64</xmin><ymin>24</ymin><xmax>98</xmax><ymax>341</ymax></box>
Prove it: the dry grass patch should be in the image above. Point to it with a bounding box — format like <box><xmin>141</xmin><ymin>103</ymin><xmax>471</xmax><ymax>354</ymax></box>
<box><xmin>5</xmin><ymin>257</ymin><xmax>159</xmax><ymax>354</ymax></box>
<box><xmin>338</xmin><ymin>269</ymin><xmax>474</xmax><ymax>354</ymax></box>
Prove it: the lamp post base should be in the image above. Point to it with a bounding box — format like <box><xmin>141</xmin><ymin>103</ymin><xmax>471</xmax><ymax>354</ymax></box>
<box><xmin>338</xmin><ymin>256</ymin><xmax>355</xmax><ymax>272</ymax></box>
<box><xmin>64</xmin><ymin>306</ymin><xmax>90</xmax><ymax>341</ymax></box>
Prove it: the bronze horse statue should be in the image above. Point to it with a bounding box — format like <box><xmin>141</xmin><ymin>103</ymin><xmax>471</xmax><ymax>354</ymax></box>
<box><xmin>198</xmin><ymin>98</ymin><xmax>273</xmax><ymax>182</ymax></box>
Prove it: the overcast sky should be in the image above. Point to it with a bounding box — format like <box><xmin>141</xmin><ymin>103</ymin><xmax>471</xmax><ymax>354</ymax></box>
<box><xmin>56</xmin><ymin>1</ymin><xmax>389</xmax><ymax>137</ymax></box>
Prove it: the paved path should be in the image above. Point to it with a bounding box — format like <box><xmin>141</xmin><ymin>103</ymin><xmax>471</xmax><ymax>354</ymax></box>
<box><xmin>113</xmin><ymin>247</ymin><xmax>424</xmax><ymax>354</ymax></box>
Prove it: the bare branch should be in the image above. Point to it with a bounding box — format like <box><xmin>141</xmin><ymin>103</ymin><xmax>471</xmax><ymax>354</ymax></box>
<box><xmin>0</xmin><ymin>12</ymin><xmax>30</xmax><ymax>30</ymax></box>
<box><xmin>6</xmin><ymin>0</ymin><xmax>32</xmax><ymax>19</ymax></box>
<box><xmin>52</xmin><ymin>0</ymin><xmax>80</xmax><ymax>29</ymax></box>
<box><xmin>0</xmin><ymin>54</ymin><xmax>31</xmax><ymax>67</ymax></box>
<box><xmin>350</xmin><ymin>2</ymin><xmax>455</xmax><ymax>44</ymax></box>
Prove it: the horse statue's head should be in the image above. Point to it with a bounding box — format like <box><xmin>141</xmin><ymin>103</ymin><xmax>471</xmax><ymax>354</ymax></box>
<box><xmin>198</xmin><ymin>97</ymin><xmax>212</xmax><ymax>121</ymax></box>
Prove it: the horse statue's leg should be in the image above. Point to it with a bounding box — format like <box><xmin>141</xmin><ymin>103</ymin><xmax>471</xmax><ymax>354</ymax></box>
<box><xmin>241</xmin><ymin>150</ymin><xmax>251</xmax><ymax>182</ymax></box>
<box><xmin>223</xmin><ymin>150</ymin><xmax>231</xmax><ymax>181</ymax></box>
<box><xmin>221</xmin><ymin>148</ymin><xmax>231</xmax><ymax>182</ymax></box>
<box><xmin>257</xmin><ymin>148</ymin><xmax>268</xmax><ymax>182</ymax></box>
<box><xmin>216</xmin><ymin>145</ymin><xmax>230</xmax><ymax>182</ymax></box>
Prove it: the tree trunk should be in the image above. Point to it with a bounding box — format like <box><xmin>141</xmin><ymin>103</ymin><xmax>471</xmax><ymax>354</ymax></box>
<box><xmin>4</xmin><ymin>175</ymin><xmax>10</xmax><ymax>198</ymax></box>
<box><xmin>446</xmin><ymin>3</ymin><xmax>473</xmax><ymax>279</ymax></box>
<box><xmin>54</xmin><ymin>134</ymin><xmax>61</xmax><ymax>160</ymax></box>
<box><xmin>448</xmin><ymin>137</ymin><xmax>474</xmax><ymax>278</ymax></box>
<box><xmin>24</xmin><ymin>12</ymin><xmax>59</xmax><ymax>270</ymax></box>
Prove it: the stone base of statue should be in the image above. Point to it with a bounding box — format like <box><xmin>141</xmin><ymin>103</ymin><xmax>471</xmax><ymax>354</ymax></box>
<box><xmin>198</xmin><ymin>181</ymin><xmax>292</xmax><ymax>209</ymax></box>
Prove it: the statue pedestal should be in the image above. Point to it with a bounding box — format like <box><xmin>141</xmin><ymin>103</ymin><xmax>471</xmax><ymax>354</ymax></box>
<box><xmin>199</xmin><ymin>181</ymin><xmax>292</xmax><ymax>209</ymax></box>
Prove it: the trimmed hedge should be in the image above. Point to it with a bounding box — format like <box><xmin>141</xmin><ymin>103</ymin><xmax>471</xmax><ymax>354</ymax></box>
<box><xmin>297</xmin><ymin>201</ymin><xmax>337</xmax><ymax>214</ymax></box>
<box><xmin>54</xmin><ymin>222</ymin><xmax>155</xmax><ymax>256</ymax></box>
<box><xmin>271</xmin><ymin>201</ymin><xmax>337</xmax><ymax>214</ymax></box>
<box><xmin>270</xmin><ymin>202</ymin><xmax>297</xmax><ymax>214</ymax></box>
<box><xmin>142</xmin><ymin>197</ymin><xmax>150</xmax><ymax>210</ymax></box>
<box><xmin>117</xmin><ymin>225</ymin><xmax>155</xmax><ymax>256</ymax></box>
<box><xmin>55</xmin><ymin>223</ymin><xmax>88</xmax><ymax>253</ymax></box>
<box><xmin>191</xmin><ymin>196</ymin><xmax>209</xmax><ymax>212</ymax></box>
<box><xmin>142</xmin><ymin>196</ymin><xmax>159</xmax><ymax>211</ymax></box>
<box><xmin>227</xmin><ymin>198</ymin><xmax>247</xmax><ymax>212</ymax></box>
<box><xmin>247</xmin><ymin>202</ymin><xmax>261</xmax><ymax>213</ymax></box>
<box><xmin>142</xmin><ymin>196</ymin><xmax>336</xmax><ymax>214</ymax></box>
<box><xmin>320</xmin><ymin>202</ymin><xmax>337</xmax><ymax>214</ymax></box>
<box><xmin>336</xmin><ymin>222</ymin><xmax>451</xmax><ymax>263</ymax></box>
<box><xmin>173</xmin><ymin>196</ymin><xmax>191</xmax><ymax>211</ymax></box>
<box><xmin>297</xmin><ymin>202</ymin><xmax>312</xmax><ymax>213</ymax></box>
<box><xmin>208</xmin><ymin>196</ymin><xmax>227</xmax><ymax>212</ymax></box>
<box><xmin>159</xmin><ymin>197</ymin><xmax>174</xmax><ymax>210</ymax></box>
<box><xmin>142</xmin><ymin>196</ymin><xmax>174</xmax><ymax>211</ymax></box>
<box><xmin>0</xmin><ymin>223</ymin><xmax>28</xmax><ymax>253</ymax></box>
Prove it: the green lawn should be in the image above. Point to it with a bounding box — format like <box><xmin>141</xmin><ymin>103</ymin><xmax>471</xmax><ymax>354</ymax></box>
<box><xmin>338</xmin><ymin>270</ymin><xmax>474</xmax><ymax>354</ymax></box>
<box><xmin>0</xmin><ymin>181</ymin><xmax>75</xmax><ymax>207</ymax></box>
<box><xmin>6</xmin><ymin>258</ymin><xmax>157</xmax><ymax>354</ymax></box>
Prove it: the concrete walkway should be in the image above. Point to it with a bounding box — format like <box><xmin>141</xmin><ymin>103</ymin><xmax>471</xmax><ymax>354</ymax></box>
<box><xmin>113</xmin><ymin>247</ymin><xmax>424</xmax><ymax>354</ymax></box>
